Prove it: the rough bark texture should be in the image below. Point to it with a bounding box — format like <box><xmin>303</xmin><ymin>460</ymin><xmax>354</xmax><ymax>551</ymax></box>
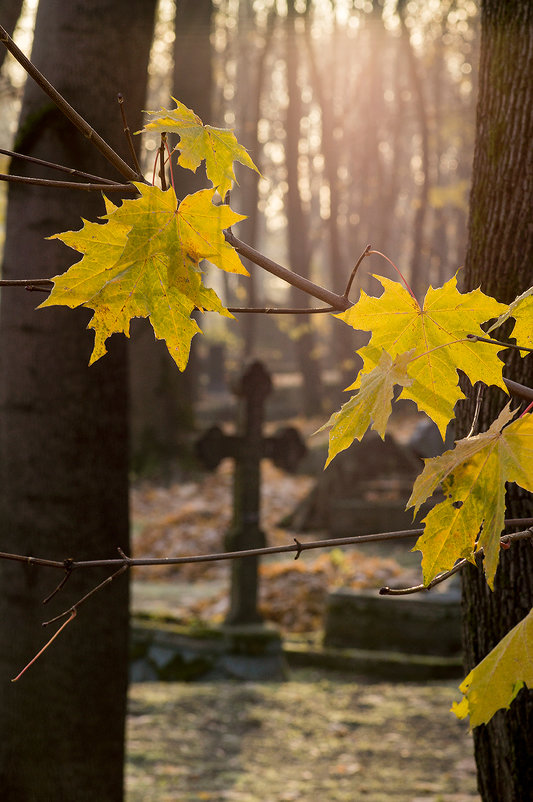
<box><xmin>459</xmin><ymin>1</ymin><xmax>533</xmax><ymax>800</ymax></box>
<box><xmin>0</xmin><ymin>1</ymin><xmax>156</xmax><ymax>799</ymax></box>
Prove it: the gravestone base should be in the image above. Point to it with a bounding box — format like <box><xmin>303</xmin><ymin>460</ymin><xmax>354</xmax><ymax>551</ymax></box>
<box><xmin>130</xmin><ymin>616</ymin><xmax>287</xmax><ymax>682</ymax></box>
<box><xmin>324</xmin><ymin>588</ymin><xmax>461</xmax><ymax>657</ymax></box>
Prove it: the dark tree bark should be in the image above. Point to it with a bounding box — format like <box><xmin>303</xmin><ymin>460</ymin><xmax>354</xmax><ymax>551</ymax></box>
<box><xmin>0</xmin><ymin>0</ymin><xmax>24</xmax><ymax>71</ymax></box>
<box><xmin>0</xmin><ymin>1</ymin><xmax>156</xmax><ymax>799</ymax></box>
<box><xmin>458</xmin><ymin>2</ymin><xmax>533</xmax><ymax>799</ymax></box>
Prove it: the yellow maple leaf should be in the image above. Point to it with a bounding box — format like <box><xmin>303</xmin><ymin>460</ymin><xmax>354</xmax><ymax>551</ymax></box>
<box><xmin>317</xmin><ymin>350</ymin><xmax>414</xmax><ymax>467</ymax></box>
<box><xmin>140</xmin><ymin>98</ymin><xmax>259</xmax><ymax>199</ymax></box>
<box><xmin>408</xmin><ymin>406</ymin><xmax>533</xmax><ymax>588</ymax></box>
<box><xmin>452</xmin><ymin>608</ymin><xmax>533</xmax><ymax>728</ymax></box>
<box><xmin>488</xmin><ymin>286</ymin><xmax>533</xmax><ymax>354</ymax></box>
<box><xmin>40</xmin><ymin>184</ymin><xmax>242</xmax><ymax>369</ymax></box>
<box><xmin>336</xmin><ymin>274</ymin><xmax>508</xmax><ymax>437</ymax></box>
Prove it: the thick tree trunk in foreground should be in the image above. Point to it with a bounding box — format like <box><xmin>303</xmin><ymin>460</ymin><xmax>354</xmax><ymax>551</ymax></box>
<box><xmin>0</xmin><ymin>1</ymin><xmax>156</xmax><ymax>799</ymax></box>
<box><xmin>459</xmin><ymin>2</ymin><xmax>533</xmax><ymax>800</ymax></box>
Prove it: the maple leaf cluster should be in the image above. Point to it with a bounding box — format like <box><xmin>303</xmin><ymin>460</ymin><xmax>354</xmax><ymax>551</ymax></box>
<box><xmin>41</xmin><ymin>101</ymin><xmax>259</xmax><ymax>369</ymax></box>
<box><xmin>319</xmin><ymin>272</ymin><xmax>533</xmax><ymax>726</ymax></box>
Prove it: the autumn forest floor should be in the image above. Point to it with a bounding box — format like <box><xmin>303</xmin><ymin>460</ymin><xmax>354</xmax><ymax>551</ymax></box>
<box><xmin>125</xmin><ymin>669</ymin><xmax>480</xmax><ymax>802</ymax></box>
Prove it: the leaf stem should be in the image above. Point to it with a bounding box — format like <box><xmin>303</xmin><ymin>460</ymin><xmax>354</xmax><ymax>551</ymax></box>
<box><xmin>367</xmin><ymin>249</ymin><xmax>418</xmax><ymax>302</ymax></box>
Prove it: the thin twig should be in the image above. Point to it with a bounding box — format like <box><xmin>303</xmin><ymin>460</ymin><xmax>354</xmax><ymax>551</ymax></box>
<box><xmin>228</xmin><ymin>305</ymin><xmax>335</xmax><ymax>314</ymax></box>
<box><xmin>158</xmin><ymin>133</ymin><xmax>167</xmax><ymax>191</ymax></box>
<box><xmin>117</xmin><ymin>93</ymin><xmax>142</xmax><ymax>176</ymax></box>
<box><xmin>12</xmin><ymin>610</ymin><xmax>76</xmax><ymax>682</ymax></box>
<box><xmin>467</xmin><ymin>333</ymin><xmax>533</xmax><ymax>354</ymax></box>
<box><xmin>3</xmin><ymin>519</ymin><xmax>532</xmax><ymax>574</ymax></box>
<box><xmin>0</xmin><ymin>173</ymin><xmax>137</xmax><ymax>192</ymax></box>
<box><xmin>224</xmin><ymin>230</ymin><xmax>352</xmax><ymax>312</ymax></box>
<box><xmin>379</xmin><ymin>528</ymin><xmax>533</xmax><ymax>596</ymax></box>
<box><xmin>0</xmin><ymin>24</ymin><xmax>138</xmax><ymax>181</ymax></box>
<box><xmin>467</xmin><ymin>384</ymin><xmax>485</xmax><ymax>438</ymax></box>
<box><xmin>0</xmin><ymin>148</ymin><xmax>120</xmax><ymax>184</ymax></box>
<box><xmin>343</xmin><ymin>245</ymin><xmax>372</xmax><ymax>299</ymax></box>
<box><xmin>42</xmin><ymin>565</ymin><xmax>128</xmax><ymax>627</ymax></box>
<box><xmin>0</xmin><ymin>278</ymin><xmax>52</xmax><ymax>287</ymax></box>
<box><xmin>42</xmin><ymin>561</ymin><xmax>73</xmax><ymax>605</ymax></box>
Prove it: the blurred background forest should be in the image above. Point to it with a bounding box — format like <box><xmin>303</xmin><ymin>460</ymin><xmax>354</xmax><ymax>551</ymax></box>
<box><xmin>0</xmin><ymin>0</ymin><xmax>479</xmax><ymax>469</ymax></box>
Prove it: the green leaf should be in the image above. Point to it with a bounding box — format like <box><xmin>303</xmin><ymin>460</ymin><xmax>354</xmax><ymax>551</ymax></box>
<box><xmin>336</xmin><ymin>274</ymin><xmax>508</xmax><ymax>437</ymax></box>
<box><xmin>408</xmin><ymin>406</ymin><xmax>533</xmax><ymax>588</ymax></box>
<box><xmin>140</xmin><ymin>98</ymin><xmax>260</xmax><ymax>199</ymax></box>
<box><xmin>40</xmin><ymin>183</ymin><xmax>242</xmax><ymax>369</ymax></box>
<box><xmin>488</xmin><ymin>286</ymin><xmax>533</xmax><ymax>354</ymax></box>
<box><xmin>318</xmin><ymin>350</ymin><xmax>414</xmax><ymax>467</ymax></box>
<box><xmin>452</xmin><ymin>608</ymin><xmax>533</xmax><ymax>728</ymax></box>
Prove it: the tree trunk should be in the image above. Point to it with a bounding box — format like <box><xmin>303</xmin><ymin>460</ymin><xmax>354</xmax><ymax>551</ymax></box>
<box><xmin>0</xmin><ymin>2</ymin><xmax>156</xmax><ymax>799</ymax></box>
<box><xmin>458</xmin><ymin>2</ymin><xmax>533</xmax><ymax>799</ymax></box>
<box><xmin>285</xmin><ymin>2</ymin><xmax>323</xmax><ymax>416</ymax></box>
<box><xmin>0</xmin><ymin>0</ymin><xmax>24</xmax><ymax>71</ymax></box>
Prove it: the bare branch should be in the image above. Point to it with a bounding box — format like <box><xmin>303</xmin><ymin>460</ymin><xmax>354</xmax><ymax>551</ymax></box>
<box><xmin>0</xmin><ymin>278</ymin><xmax>52</xmax><ymax>287</ymax></box>
<box><xmin>2</xmin><ymin>518</ymin><xmax>532</xmax><ymax>574</ymax></box>
<box><xmin>228</xmin><ymin>305</ymin><xmax>335</xmax><ymax>314</ymax></box>
<box><xmin>42</xmin><ymin>565</ymin><xmax>128</xmax><ymax>627</ymax></box>
<box><xmin>0</xmin><ymin>173</ymin><xmax>137</xmax><ymax>192</ymax></box>
<box><xmin>380</xmin><ymin>527</ymin><xmax>533</xmax><ymax>596</ymax></box>
<box><xmin>0</xmin><ymin>148</ymin><xmax>121</xmax><ymax>184</ymax></box>
<box><xmin>117</xmin><ymin>93</ymin><xmax>142</xmax><ymax>175</ymax></box>
<box><xmin>343</xmin><ymin>245</ymin><xmax>372</xmax><ymax>299</ymax></box>
<box><xmin>224</xmin><ymin>230</ymin><xmax>352</xmax><ymax>312</ymax></box>
<box><xmin>0</xmin><ymin>24</ymin><xmax>139</xmax><ymax>181</ymax></box>
<box><xmin>503</xmin><ymin>378</ymin><xmax>533</xmax><ymax>403</ymax></box>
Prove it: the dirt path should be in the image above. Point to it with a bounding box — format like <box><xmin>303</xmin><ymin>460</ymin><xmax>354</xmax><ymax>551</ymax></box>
<box><xmin>126</xmin><ymin>668</ymin><xmax>480</xmax><ymax>802</ymax></box>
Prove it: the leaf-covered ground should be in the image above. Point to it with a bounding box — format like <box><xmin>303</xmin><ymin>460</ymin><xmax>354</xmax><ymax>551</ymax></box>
<box><xmin>126</xmin><ymin>669</ymin><xmax>480</xmax><ymax>801</ymax></box>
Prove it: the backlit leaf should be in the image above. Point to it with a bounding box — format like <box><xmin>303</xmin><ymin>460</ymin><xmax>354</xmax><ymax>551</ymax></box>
<box><xmin>140</xmin><ymin>98</ymin><xmax>259</xmax><ymax>199</ymax></box>
<box><xmin>488</xmin><ymin>286</ymin><xmax>533</xmax><ymax>354</ymax></box>
<box><xmin>408</xmin><ymin>406</ymin><xmax>533</xmax><ymax>588</ymax></box>
<box><xmin>40</xmin><ymin>183</ymin><xmax>242</xmax><ymax>369</ymax></box>
<box><xmin>452</xmin><ymin>608</ymin><xmax>533</xmax><ymax>728</ymax></box>
<box><xmin>318</xmin><ymin>350</ymin><xmax>414</xmax><ymax>467</ymax></box>
<box><xmin>336</xmin><ymin>274</ymin><xmax>508</xmax><ymax>437</ymax></box>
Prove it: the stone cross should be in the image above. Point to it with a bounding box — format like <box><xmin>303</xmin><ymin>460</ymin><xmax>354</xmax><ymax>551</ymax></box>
<box><xmin>196</xmin><ymin>360</ymin><xmax>306</xmax><ymax>625</ymax></box>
